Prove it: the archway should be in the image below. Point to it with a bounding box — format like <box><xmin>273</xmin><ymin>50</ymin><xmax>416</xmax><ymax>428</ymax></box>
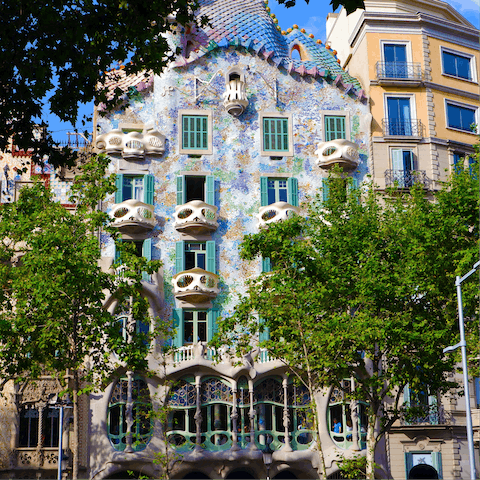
<box><xmin>226</xmin><ymin>470</ymin><xmax>256</xmax><ymax>479</ymax></box>
<box><xmin>408</xmin><ymin>464</ymin><xmax>439</xmax><ymax>479</ymax></box>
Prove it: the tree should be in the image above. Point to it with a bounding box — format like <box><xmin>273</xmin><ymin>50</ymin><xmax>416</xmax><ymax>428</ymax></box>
<box><xmin>0</xmin><ymin>153</ymin><xmax>160</xmax><ymax>479</ymax></box>
<box><xmin>0</xmin><ymin>0</ymin><xmax>364</xmax><ymax>167</ymax></box>
<box><xmin>214</xmin><ymin>164</ymin><xmax>479</xmax><ymax>479</ymax></box>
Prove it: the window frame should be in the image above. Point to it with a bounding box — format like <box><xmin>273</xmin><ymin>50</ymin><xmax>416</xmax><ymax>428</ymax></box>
<box><xmin>178</xmin><ymin>110</ymin><xmax>213</xmax><ymax>155</ymax></box>
<box><xmin>380</xmin><ymin>40</ymin><xmax>412</xmax><ymax>64</ymax></box>
<box><xmin>320</xmin><ymin>111</ymin><xmax>350</xmax><ymax>142</ymax></box>
<box><xmin>260</xmin><ymin>175</ymin><xmax>298</xmax><ymax>207</ymax></box>
<box><xmin>445</xmin><ymin>100</ymin><xmax>478</xmax><ymax>134</ymax></box>
<box><xmin>172</xmin><ymin>308</ymin><xmax>219</xmax><ymax>347</ymax></box>
<box><xmin>384</xmin><ymin>94</ymin><xmax>417</xmax><ymax>135</ymax></box>
<box><xmin>260</xmin><ymin>112</ymin><xmax>294</xmax><ymax>157</ymax></box>
<box><xmin>115</xmin><ymin>174</ymin><xmax>155</xmax><ymax>205</ymax></box>
<box><xmin>441</xmin><ymin>46</ymin><xmax>476</xmax><ymax>82</ymax></box>
<box><xmin>176</xmin><ymin>240</ymin><xmax>216</xmax><ymax>274</ymax></box>
<box><xmin>176</xmin><ymin>174</ymin><xmax>215</xmax><ymax>205</ymax></box>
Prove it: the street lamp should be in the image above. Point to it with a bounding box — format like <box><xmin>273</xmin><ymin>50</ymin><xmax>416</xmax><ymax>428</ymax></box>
<box><xmin>443</xmin><ymin>260</ymin><xmax>480</xmax><ymax>480</ymax></box>
<box><xmin>262</xmin><ymin>441</ymin><xmax>274</xmax><ymax>480</ymax></box>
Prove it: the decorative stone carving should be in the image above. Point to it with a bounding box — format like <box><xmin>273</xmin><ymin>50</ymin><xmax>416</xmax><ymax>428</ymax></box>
<box><xmin>223</xmin><ymin>79</ymin><xmax>248</xmax><ymax>116</ymax></box>
<box><xmin>174</xmin><ymin>200</ymin><xmax>218</xmax><ymax>234</ymax></box>
<box><xmin>96</xmin><ymin>129</ymin><xmax>166</xmax><ymax>158</ymax></box>
<box><xmin>315</xmin><ymin>139</ymin><xmax>360</xmax><ymax>170</ymax></box>
<box><xmin>257</xmin><ymin>201</ymin><xmax>300</xmax><ymax>227</ymax></box>
<box><xmin>172</xmin><ymin>268</ymin><xmax>220</xmax><ymax>303</ymax></box>
<box><xmin>19</xmin><ymin>379</ymin><xmax>62</xmax><ymax>404</ymax></box>
<box><xmin>111</xmin><ymin>199</ymin><xmax>155</xmax><ymax>234</ymax></box>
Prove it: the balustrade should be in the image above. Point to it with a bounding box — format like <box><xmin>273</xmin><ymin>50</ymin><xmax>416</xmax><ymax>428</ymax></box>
<box><xmin>257</xmin><ymin>202</ymin><xmax>300</xmax><ymax>227</ymax></box>
<box><xmin>111</xmin><ymin>199</ymin><xmax>155</xmax><ymax>233</ymax></box>
<box><xmin>174</xmin><ymin>200</ymin><xmax>218</xmax><ymax>234</ymax></box>
<box><xmin>223</xmin><ymin>79</ymin><xmax>248</xmax><ymax>116</ymax></box>
<box><xmin>315</xmin><ymin>139</ymin><xmax>360</xmax><ymax>170</ymax></box>
<box><xmin>172</xmin><ymin>268</ymin><xmax>220</xmax><ymax>303</ymax></box>
<box><xmin>96</xmin><ymin>129</ymin><xmax>166</xmax><ymax>158</ymax></box>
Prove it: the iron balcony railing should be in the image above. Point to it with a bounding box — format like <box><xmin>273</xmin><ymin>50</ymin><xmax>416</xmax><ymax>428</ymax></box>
<box><xmin>382</xmin><ymin>119</ymin><xmax>423</xmax><ymax>137</ymax></box>
<box><xmin>376</xmin><ymin>62</ymin><xmax>422</xmax><ymax>81</ymax></box>
<box><xmin>385</xmin><ymin>169</ymin><xmax>432</xmax><ymax>189</ymax></box>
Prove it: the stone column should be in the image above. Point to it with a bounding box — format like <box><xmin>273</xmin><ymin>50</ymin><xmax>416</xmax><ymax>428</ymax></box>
<box><xmin>231</xmin><ymin>379</ymin><xmax>239</xmax><ymax>451</ymax></box>
<box><xmin>282</xmin><ymin>377</ymin><xmax>292</xmax><ymax>452</ymax></box>
<box><xmin>194</xmin><ymin>375</ymin><xmax>202</xmax><ymax>449</ymax></box>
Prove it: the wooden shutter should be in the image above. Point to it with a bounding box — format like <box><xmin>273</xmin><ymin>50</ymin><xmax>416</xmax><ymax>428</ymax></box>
<box><xmin>144</xmin><ymin>175</ymin><xmax>155</xmax><ymax>205</ymax></box>
<box><xmin>173</xmin><ymin>309</ymin><xmax>183</xmax><ymax>347</ymax></box>
<box><xmin>142</xmin><ymin>238</ymin><xmax>152</xmax><ymax>282</ymax></box>
<box><xmin>207</xmin><ymin>308</ymin><xmax>219</xmax><ymax>341</ymax></box>
<box><xmin>391</xmin><ymin>148</ymin><xmax>403</xmax><ymax>171</ymax></box>
<box><xmin>287</xmin><ymin>177</ymin><xmax>298</xmax><ymax>207</ymax></box>
<box><xmin>176</xmin><ymin>175</ymin><xmax>185</xmax><ymax>205</ymax></box>
<box><xmin>259</xmin><ymin>317</ymin><xmax>270</xmax><ymax>343</ymax></box>
<box><xmin>260</xmin><ymin>177</ymin><xmax>269</xmax><ymax>207</ymax></box>
<box><xmin>262</xmin><ymin>257</ymin><xmax>271</xmax><ymax>273</ymax></box>
<box><xmin>114</xmin><ymin>241</ymin><xmax>122</xmax><ymax>264</ymax></box>
<box><xmin>115</xmin><ymin>174</ymin><xmax>124</xmax><ymax>203</ymax></box>
<box><xmin>322</xmin><ymin>178</ymin><xmax>330</xmax><ymax>203</ymax></box>
<box><xmin>206</xmin><ymin>241</ymin><xmax>216</xmax><ymax>273</ymax></box>
<box><xmin>432</xmin><ymin>452</ymin><xmax>442</xmax><ymax>479</ymax></box>
<box><xmin>206</xmin><ymin>175</ymin><xmax>215</xmax><ymax>205</ymax></box>
<box><xmin>175</xmin><ymin>241</ymin><xmax>185</xmax><ymax>273</ymax></box>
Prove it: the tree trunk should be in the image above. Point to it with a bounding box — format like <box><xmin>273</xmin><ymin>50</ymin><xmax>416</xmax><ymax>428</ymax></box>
<box><xmin>73</xmin><ymin>371</ymin><xmax>79</xmax><ymax>480</ymax></box>
<box><xmin>365</xmin><ymin>410</ymin><xmax>377</xmax><ymax>480</ymax></box>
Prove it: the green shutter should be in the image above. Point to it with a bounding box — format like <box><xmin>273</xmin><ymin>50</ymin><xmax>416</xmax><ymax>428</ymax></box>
<box><xmin>347</xmin><ymin>177</ymin><xmax>359</xmax><ymax>199</ymax></box>
<box><xmin>142</xmin><ymin>238</ymin><xmax>152</xmax><ymax>282</ymax></box>
<box><xmin>173</xmin><ymin>309</ymin><xmax>183</xmax><ymax>348</ymax></box>
<box><xmin>432</xmin><ymin>452</ymin><xmax>442</xmax><ymax>479</ymax></box>
<box><xmin>428</xmin><ymin>392</ymin><xmax>438</xmax><ymax>425</ymax></box>
<box><xmin>207</xmin><ymin>308</ymin><xmax>219</xmax><ymax>342</ymax></box>
<box><xmin>260</xmin><ymin>177</ymin><xmax>269</xmax><ymax>207</ymax></box>
<box><xmin>114</xmin><ymin>241</ymin><xmax>122</xmax><ymax>264</ymax></box>
<box><xmin>403</xmin><ymin>384</ymin><xmax>411</xmax><ymax>406</ymax></box>
<box><xmin>206</xmin><ymin>241</ymin><xmax>216</xmax><ymax>273</ymax></box>
<box><xmin>182</xmin><ymin>115</ymin><xmax>208</xmax><ymax>150</ymax></box>
<box><xmin>259</xmin><ymin>317</ymin><xmax>270</xmax><ymax>343</ymax></box>
<box><xmin>325</xmin><ymin>116</ymin><xmax>346</xmax><ymax>141</ymax></box>
<box><xmin>176</xmin><ymin>241</ymin><xmax>185</xmax><ymax>273</ymax></box>
<box><xmin>262</xmin><ymin>257</ymin><xmax>271</xmax><ymax>273</ymax></box>
<box><xmin>115</xmin><ymin>174</ymin><xmax>124</xmax><ymax>204</ymax></box>
<box><xmin>322</xmin><ymin>178</ymin><xmax>330</xmax><ymax>204</ymax></box>
<box><xmin>144</xmin><ymin>175</ymin><xmax>155</xmax><ymax>205</ymax></box>
<box><xmin>263</xmin><ymin>118</ymin><xmax>289</xmax><ymax>152</ymax></box>
<box><xmin>206</xmin><ymin>175</ymin><xmax>215</xmax><ymax>205</ymax></box>
<box><xmin>287</xmin><ymin>177</ymin><xmax>298</xmax><ymax>207</ymax></box>
<box><xmin>176</xmin><ymin>176</ymin><xmax>185</xmax><ymax>205</ymax></box>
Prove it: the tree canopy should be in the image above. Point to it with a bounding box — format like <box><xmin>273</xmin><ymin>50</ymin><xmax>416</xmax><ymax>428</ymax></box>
<box><xmin>214</xmin><ymin>163</ymin><xmax>479</xmax><ymax>479</ymax></box>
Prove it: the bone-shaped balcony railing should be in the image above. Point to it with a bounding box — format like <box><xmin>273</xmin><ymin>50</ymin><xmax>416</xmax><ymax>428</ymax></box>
<box><xmin>111</xmin><ymin>199</ymin><xmax>155</xmax><ymax>233</ymax></box>
<box><xmin>257</xmin><ymin>201</ymin><xmax>300</xmax><ymax>228</ymax></box>
<box><xmin>315</xmin><ymin>139</ymin><xmax>360</xmax><ymax>170</ymax></box>
<box><xmin>222</xmin><ymin>79</ymin><xmax>248</xmax><ymax>116</ymax></box>
<box><xmin>174</xmin><ymin>200</ymin><xmax>218</xmax><ymax>234</ymax></box>
<box><xmin>172</xmin><ymin>268</ymin><xmax>220</xmax><ymax>303</ymax></box>
<box><xmin>96</xmin><ymin>129</ymin><xmax>165</xmax><ymax>158</ymax></box>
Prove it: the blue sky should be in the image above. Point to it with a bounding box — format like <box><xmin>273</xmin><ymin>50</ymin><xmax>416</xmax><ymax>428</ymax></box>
<box><xmin>46</xmin><ymin>0</ymin><xmax>480</xmax><ymax>143</ymax></box>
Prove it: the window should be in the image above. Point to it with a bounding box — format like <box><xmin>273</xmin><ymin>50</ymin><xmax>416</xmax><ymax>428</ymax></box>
<box><xmin>175</xmin><ymin>240</ymin><xmax>215</xmax><ymax>273</ymax></box>
<box><xmin>172</xmin><ymin>309</ymin><xmax>219</xmax><ymax>347</ymax></box>
<box><xmin>108</xmin><ymin>377</ymin><xmax>152</xmax><ymax>451</ymax></box>
<box><xmin>405</xmin><ymin>452</ymin><xmax>442</xmax><ymax>479</ymax></box>
<box><xmin>19</xmin><ymin>406</ymin><xmax>59</xmax><ymax>448</ymax></box>
<box><xmin>386</xmin><ymin>96</ymin><xmax>415</xmax><ymax>136</ymax></box>
<box><xmin>260</xmin><ymin>177</ymin><xmax>298</xmax><ymax>207</ymax></box>
<box><xmin>453</xmin><ymin>152</ymin><xmax>465</xmax><ymax>174</ymax></box>
<box><xmin>383</xmin><ymin>43</ymin><xmax>408</xmax><ymax>78</ymax></box>
<box><xmin>176</xmin><ymin>175</ymin><xmax>215</xmax><ymax>205</ymax></box>
<box><xmin>116</xmin><ymin>312</ymin><xmax>150</xmax><ymax>342</ymax></box>
<box><xmin>19</xmin><ymin>406</ymin><xmax>39</xmax><ymax>447</ymax></box>
<box><xmin>115</xmin><ymin>174</ymin><xmax>155</xmax><ymax>205</ymax></box>
<box><xmin>260</xmin><ymin>113</ymin><xmax>293</xmax><ymax>157</ymax></box>
<box><xmin>403</xmin><ymin>384</ymin><xmax>438</xmax><ymax>425</ymax></box>
<box><xmin>325</xmin><ymin>116</ymin><xmax>346</xmax><ymax>141</ymax></box>
<box><xmin>446</xmin><ymin>101</ymin><xmax>477</xmax><ymax>133</ymax></box>
<box><xmin>442</xmin><ymin>48</ymin><xmax>474</xmax><ymax>81</ymax></box>
<box><xmin>179</xmin><ymin>110</ymin><xmax>213</xmax><ymax>155</ymax></box>
<box><xmin>114</xmin><ymin>239</ymin><xmax>152</xmax><ymax>282</ymax></box>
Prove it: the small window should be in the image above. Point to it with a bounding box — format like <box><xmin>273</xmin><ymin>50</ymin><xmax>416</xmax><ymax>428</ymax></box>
<box><xmin>179</xmin><ymin>110</ymin><xmax>213</xmax><ymax>155</ymax></box>
<box><xmin>172</xmin><ymin>309</ymin><xmax>219</xmax><ymax>347</ymax></box>
<box><xmin>404</xmin><ymin>384</ymin><xmax>438</xmax><ymax>425</ymax></box>
<box><xmin>19</xmin><ymin>406</ymin><xmax>39</xmax><ymax>447</ymax></box>
<box><xmin>176</xmin><ymin>175</ymin><xmax>215</xmax><ymax>205</ymax></box>
<box><xmin>446</xmin><ymin>101</ymin><xmax>477</xmax><ymax>133</ymax></box>
<box><xmin>260</xmin><ymin>177</ymin><xmax>298</xmax><ymax>207</ymax></box>
<box><xmin>453</xmin><ymin>152</ymin><xmax>465</xmax><ymax>174</ymax></box>
<box><xmin>442</xmin><ymin>49</ymin><xmax>473</xmax><ymax>81</ymax></box>
<box><xmin>176</xmin><ymin>240</ymin><xmax>215</xmax><ymax>273</ymax></box>
<box><xmin>325</xmin><ymin>116</ymin><xmax>346</xmax><ymax>141</ymax></box>
<box><xmin>116</xmin><ymin>313</ymin><xmax>150</xmax><ymax>342</ymax></box>
<box><xmin>114</xmin><ymin>239</ymin><xmax>153</xmax><ymax>282</ymax></box>
<box><xmin>115</xmin><ymin>174</ymin><xmax>155</xmax><ymax>205</ymax></box>
<box><xmin>260</xmin><ymin>113</ymin><xmax>293</xmax><ymax>157</ymax></box>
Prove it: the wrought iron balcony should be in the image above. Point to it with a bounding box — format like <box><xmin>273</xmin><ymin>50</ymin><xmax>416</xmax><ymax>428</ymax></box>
<box><xmin>174</xmin><ymin>200</ymin><xmax>218</xmax><ymax>235</ymax></box>
<box><xmin>111</xmin><ymin>199</ymin><xmax>155</xmax><ymax>234</ymax></box>
<box><xmin>315</xmin><ymin>139</ymin><xmax>360</xmax><ymax>170</ymax></box>
<box><xmin>385</xmin><ymin>170</ymin><xmax>432</xmax><ymax>189</ymax></box>
<box><xmin>376</xmin><ymin>62</ymin><xmax>422</xmax><ymax>82</ymax></box>
<box><xmin>223</xmin><ymin>79</ymin><xmax>248</xmax><ymax>116</ymax></box>
<box><xmin>257</xmin><ymin>201</ymin><xmax>300</xmax><ymax>228</ymax></box>
<box><xmin>172</xmin><ymin>267</ymin><xmax>220</xmax><ymax>303</ymax></box>
<box><xmin>382</xmin><ymin>119</ymin><xmax>423</xmax><ymax>137</ymax></box>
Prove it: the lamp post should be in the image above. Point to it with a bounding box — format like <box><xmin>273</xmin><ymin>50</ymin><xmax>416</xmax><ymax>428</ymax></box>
<box><xmin>262</xmin><ymin>441</ymin><xmax>274</xmax><ymax>480</ymax></box>
<box><xmin>49</xmin><ymin>394</ymin><xmax>73</xmax><ymax>480</ymax></box>
<box><xmin>443</xmin><ymin>260</ymin><xmax>480</xmax><ymax>480</ymax></box>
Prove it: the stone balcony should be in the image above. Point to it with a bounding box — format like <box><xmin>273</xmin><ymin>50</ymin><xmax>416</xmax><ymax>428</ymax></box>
<box><xmin>14</xmin><ymin>448</ymin><xmax>59</xmax><ymax>469</ymax></box>
<box><xmin>172</xmin><ymin>268</ymin><xmax>220</xmax><ymax>303</ymax></box>
<box><xmin>174</xmin><ymin>200</ymin><xmax>218</xmax><ymax>235</ymax></box>
<box><xmin>315</xmin><ymin>139</ymin><xmax>360</xmax><ymax>170</ymax></box>
<box><xmin>111</xmin><ymin>199</ymin><xmax>155</xmax><ymax>234</ymax></box>
<box><xmin>257</xmin><ymin>201</ymin><xmax>300</xmax><ymax>227</ymax></box>
<box><xmin>96</xmin><ymin>129</ymin><xmax>165</xmax><ymax>159</ymax></box>
<box><xmin>222</xmin><ymin>79</ymin><xmax>248</xmax><ymax>116</ymax></box>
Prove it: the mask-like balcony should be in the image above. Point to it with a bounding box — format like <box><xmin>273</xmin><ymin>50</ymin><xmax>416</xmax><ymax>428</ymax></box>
<box><xmin>174</xmin><ymin>200</ymin><xmax>218</xmax><ymax>235</ymax></box>
<box><xmin>96</xmin><ymin>129</ymin><xmax>165</xmax><ymax>159</ymax></box>
<box><xmin>111</xmin><ymin>199</ymin><xmax>155</xmax><ymax>234</ymax></box>
<box><xmin>257</xmin><ymin>202</ymin><xmax>300</xmax><ymax>228</ymax></box>
<box><xmin>315</xmin><ymin>139</ymin><xmax>360</xmax><ymax>170</ymax></box>
<box><xmin>222</xmin><ymin>79</ymin><xmax>248</xmax><ymax>116</ymax></box>
<box><xmin>172</xmin><ymin>268</ymin><xmax>220</xmax><ymax>303</ymax></box>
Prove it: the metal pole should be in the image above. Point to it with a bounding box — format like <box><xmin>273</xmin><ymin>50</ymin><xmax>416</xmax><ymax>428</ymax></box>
<box><xmin>57</xmin><ymin>405</ymin><xmax>64</xmax><ymax>480</ymax></box>
<box><xmin>456</xmin><ymin>276</ymin><xmax>476</xmax><ymax>480</ymax></box>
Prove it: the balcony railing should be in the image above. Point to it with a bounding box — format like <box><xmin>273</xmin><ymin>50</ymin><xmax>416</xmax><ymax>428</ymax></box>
<box><xmin>15</xmin><ymin>448</ymin><xmax>59</xmax><ymax>468</ymax></box>
<box><xmin>382</xmin><ymin>119</ymin><xmax>423</xmax><ymax>137</ymax></box>
<box><xmin>385</xmin><ymin>169</ymin><xmax>432</xmax><ymax>189</ymax></box>
<box><xmin>399</xmin><ymin>404</ymin><xmax>449</xmax><ymax>426</ymax></box>
<box><xmin>111</xmin><ymin>199</ymin><xmax>155</xmax><ymax>233</ymax></box>
<box><xmin>376</xmin><ymin>62</ymin><xmax>422</xmax><ymax>81</ymax></box>
<box><xmin>257</xmin><ymin>201</ymin><xmax>300</xmax><ymax>228</ymax></box>
<box><xmin>174</xmin><ymin>200</ymin><xmax>218</xmax><ymax>234</ymax></box>
<box><xmin>172</xmin><ymin>267</ymin><xmax>220</xmax><ymax>303</ymax></box>
<box><xmin>315</xmin><ymin>139</ymin><xmax>360</xmax><ymax>170</ymax></box>
<box><xmin>223</xmin><ymin>79</ymin><xmax>248</xmax><ymax>116</ymax></box>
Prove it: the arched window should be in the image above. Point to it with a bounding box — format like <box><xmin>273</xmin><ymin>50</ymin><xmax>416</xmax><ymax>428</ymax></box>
<box><xmin>167</xmin><ymin>377</ymin><xmax>197</xmax><ymax>451</ymax></box>
<box><xmin>328</xmin><ymin>381</ymin><xmax>367</xmax><ymax>449</ymax></box>
<box><xmin>108</xmin><ymin>377</ymin><xmax>152</xmax><ymax>451</ymax></box>
<box><xmin>287</xmin><ymin>382</ymin><xmax>314</xmax><ymax>449</ymax></box>
<box><xmin>200</xmin><ymin>377</ymin><xmax>233</xmax><ymax>451</ymax></box>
